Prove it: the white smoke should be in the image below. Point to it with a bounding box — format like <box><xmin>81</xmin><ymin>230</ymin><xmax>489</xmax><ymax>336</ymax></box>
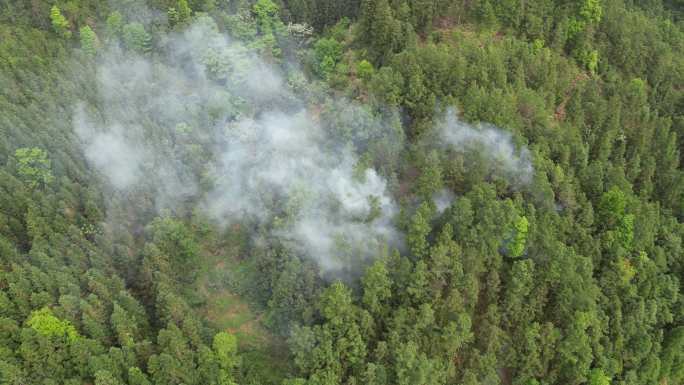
<box><xmin>432</xmin><ymin>189</ymin><xmax>455</xmax><ymax>214</ymax></box>
<box><xmin>439</xmin><ymin>109</ymin><xmax>534</xmax><ymax>185</ymax></box>
<box><xmin>203</xmin><ymin>109</ymin><xmax>399</xmax><ymax>271</ymax></box>
<box><xmin>73</xmin><ymin>16</ymin><xmax>399</xmax><ymax>273</ymax></box>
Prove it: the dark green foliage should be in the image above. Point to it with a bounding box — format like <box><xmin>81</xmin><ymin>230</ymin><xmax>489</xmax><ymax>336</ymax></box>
<box><xmin>313</xmin><ymin>37</ymin><xmax>343</xmax><ymax>77</ymax></box>
<box><xmin>122</xmin><ymin>23</ymin><xmax>151</xmax><ymax>53</ymax></box>
<box><xmin>289</xmin><ymin>2</ymin><xmax>683</xmax><ymax>384</ymax></box>
<box><xmin>0</xmin><ymin>1</ymin><xmax>683</xmax><ymax>385</ymax></box>
<box><xmin>284</xmin><ymin>0</ymin><xmax>360</xmax><ymax>30</ymax></box>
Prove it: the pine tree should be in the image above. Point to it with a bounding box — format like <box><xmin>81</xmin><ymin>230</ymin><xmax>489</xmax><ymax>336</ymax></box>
<box><xmin>122</xmin><ymin>23</ymin><xmax>152</xmax><ymax>53</ymax></box>
<box><xmin>80</xmin><ymin>26</ymin><xmax>99</xmax><ymax>56</ymax></box>
<box><xmin>106</xmin><ymin>11</ymin><xmax>124</xmax><ymax>37</ymax></box>
<box><xmin>407</xmin><ymin>202</ymin><xmax>432</xmax><ymax>259</ymax></box>
<box><xmin>177</xmin><ymin>0</ymin><xmax>192</xmax><ymax>23</ymax></box>
<box><xmin>50</xmin><ymin>6</ymin><xmax>71</xmax><ymax>38</ymax></box>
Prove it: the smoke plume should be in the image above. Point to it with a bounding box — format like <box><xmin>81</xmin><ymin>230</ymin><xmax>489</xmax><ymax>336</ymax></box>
<box><xmin>74</xmin><ymin>16</ymin><xmax>399</xmax><ymax>273</ymax></box>
<box><xmin>438</xmin><ymin>109</ymin><xmax>534</xmax><ymax>185</ymax></box>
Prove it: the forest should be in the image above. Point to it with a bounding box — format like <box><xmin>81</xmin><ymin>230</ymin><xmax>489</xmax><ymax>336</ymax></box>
<box><xmin>0</xmin><ymin>0</ymin><xmax>682</xmax><ymax>384</ymax></box>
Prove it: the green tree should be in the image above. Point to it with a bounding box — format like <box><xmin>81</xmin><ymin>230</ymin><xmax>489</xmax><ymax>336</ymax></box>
<box><xmin>167</xmin><ymin>8</ymin><xmax>180</xmax><ymax>26</ymax></box>
<box><xmin>213</xmin><ymin>332</ymin><xmax>239</xmax><ymax>385</ymax></box>
<box><xmin>360</xmin><ymin>0</ymin><xmax>403</xmax><ymax>64</ymax></box>
<box><xmin>177</xmin><ymin>0</ymin><xmax>192</xmax><ymax>23</ymax></box>
<box><xmin>0</xmin><ymin>361</ymin><xmax>26</xmax><ymax>384</ymax></box>
<box><xmin>357</xmin><ymin>59</ymin><xmax>374</xmax><ymax>81</ymax></box>
<box><xmin>148</xmin><ymin>216</ymin><xmax>200</xmax><ymax>283</ymax></box>
<box><xmin>476</xmin><ymin>0</ymin><xmax>498</xmax><ymax>28</ymax></box>
<box><xmin>313</xmin><ymin>37</ymin><xmax>343</xmax><ymax>77</ymax></box>
<box><xmin>508</xmin><ymin>215</ymin><xmax>529</xmax><ymax>258</ymax></box>
<box><xmin>291</xmin><ymin>282</ymin><xmax>367</xmax><ymax>383</ymax></box>
<box><xmin>252</xmin><ymin>0</ymin><xmax>285</xmax><ymax>57</ymax></box>
<box><xmin>407</xmin><ymin>202</ymin><xmax>432</xmax><ymax>259</ymax></box>
<box><xmin>568</xmin><ymin>0</ymin><xmax>602</xmax><ymax>37</ymax></box>
<box><xmin>362</xmin><ymin>259</ymin><xmax>392</xmax><ymax>315</ymax></box>
<box><xmin>579</xmin><ymin>0</ymin><xmax>602</xmax><ymax>24</ymax></box>
<box><xmin>393</xmin><ymin>341</ymin><xmax>446</xmax><ymax>385</ymax></box>
<box><xmin>50</xmin><ymin>6</ymin><xmax>71</xmax><ymax>38</ymax></box>
<box><xmin>95</xmin><ymin>370</ymin><xmax>123</xmax><ymax>385</ymax></box>
<box><xmin>253</xmin><ymin>0</ymin><xmax>280</xmax><ymax>35</ymax></box>
<box><xmin>415</xmin><ymin>151</ymin><xmax>443</xmax><ymax>199</ymax></box>
<box><xmin>147</xmin><ymin>324</ymin><xmax>198</xmax><ymax>385</ymax></box>
<box><xmin>26</xmin><ymin>308</ymin><xmax>79</xmax><ymax>342</ymax></box>
<box><xmin>598</xmin><ymin>187</ymin><xmax>635</xmax><ymax>250</ymax></box>
<box><xmin>122</xmin><ymin>23</ymin><xmax>151</xmax><ymax>53</ymax></box>
<box><xmin>588</xmin><ymin>368</ymin><xmax>610</xmax><ymax>385</ymax></box>
<box><xmin>80</xmin><ymin>25</ymin><xmax>100</xmax><ymax>55</ymax></box>
<box><xmin>106</xmin><ymin>11</ymin><xmax>124</xmax><ymax>37</ymax></box>
<box><xmin>14</xmin><ymin>147</ymin><xmax>53</xmax><ymax>189</ymax></box>
<box><xmin>128</xmin><ymin>367</ymin><xmax>151</xmax><ymax>385</ymax></box>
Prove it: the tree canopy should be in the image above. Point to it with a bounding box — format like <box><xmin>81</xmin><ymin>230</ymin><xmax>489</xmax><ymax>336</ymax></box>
<box><xmin>0</xmin><ymin>0</ymin><xmax>682</xmax><ymax>384</ymax></box>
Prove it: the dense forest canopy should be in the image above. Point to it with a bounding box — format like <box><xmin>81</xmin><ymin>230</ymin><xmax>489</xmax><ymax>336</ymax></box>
<box><xmin>0</xmin><ymin>0</ymin><xmax>683</xmax><ymax>384</ymax></box>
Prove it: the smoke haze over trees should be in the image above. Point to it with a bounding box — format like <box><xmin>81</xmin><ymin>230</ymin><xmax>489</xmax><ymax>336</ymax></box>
<box><xmin>0</xmin><ymin>0</ymin><xmax>683</xmax><ymax>385</ymax></box>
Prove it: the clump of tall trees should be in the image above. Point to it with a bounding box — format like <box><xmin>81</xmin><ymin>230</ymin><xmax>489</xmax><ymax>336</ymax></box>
<box><xmin>0</xmin><ymin>0</ymin><xmax>682</xmax><ymax>384</ymax></box>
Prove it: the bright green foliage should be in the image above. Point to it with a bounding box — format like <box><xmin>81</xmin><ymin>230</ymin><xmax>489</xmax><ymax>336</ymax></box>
<box><xmin>617</xmin><ymin>255</ymin><xmax>636</xmax><ymax>284</ymax></box>
<box><xmin>177</xmin><ymin>0</ymin><xmax>192</xmax><ymax>22</ymax></box>
<box><xmin>14</xmin><ymin>147</ymin><xmax>53</xmax><ymax>188</ymax></box>
<box><xmin>598</xmin><ymin>187</ymin><xmax>628</xmax><ymax>224</ymax></box>
<box><xmin>50</xmin><ymin>5</ymin><xmax>71</xmax><ymax>38</ymax></box>
<box><xmin>356</xmin><ymin>59</ymin><xmax>374</xmax><ymax>81</ymax></box>
<box><xmin>251</xmin><ymin>0</ymin><xmax>285</xmax><ymax>57</ymax></box>
<box><xmin>213</xmin><ymin>332</ymin><xmax>239</xmax><ymax>381</ymax></box>
<box><xmin>577</xmin><ymin>48</ymin><xmax>599</xmax><ymax>74</ymax></box>
<box><xmin>508</xmin><ymin>216</ymin><xmax>529</xmax><ymax>258</ymax></box>
<box><xmin>213</xmin><ymin>332</ymin><xmax>238</xmax><ymax>361</ymax></box>
<box><xmin>588</xmin><ymin>368</ymin><xmax>610</xmax><ymax>385</ymax></box>
<box><xmin>253</xmin><ymin>0</ymin><xmax>280</xmax><ymax>34</ymax></box>
<box><xmin>80</xmin><ymin>25</ymin><xmax>99</xmax><ymax>55</ymax></box>
<box><xmin>26</xmin><ymin>308</ymin><xmax>79</xmax><ymax>341</ymax></box>
<box><xmin>579</xmin><ymin>0</ymin><xmax>603</xmax><ymax>25</ymax></box>
<box><xmin>598</xmin><ymin>187</ymin><xmax>635</xmax><ymax>249</ymax></box>
<box><xmin>568</xmin><ymin>0</ymin><xmax>603</xmax><ymax>37</ymax></box>
<box><xmin>313</xmin><ymin>37</ymin><xmax>343</xmax><ymax>77</ymax></box>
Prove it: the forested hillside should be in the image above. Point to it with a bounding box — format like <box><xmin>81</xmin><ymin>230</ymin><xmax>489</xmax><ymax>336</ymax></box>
<box><xmin>0</xmin><ymin>0</ymin><xmax>682</xmax><ymax>384</ymax></box>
